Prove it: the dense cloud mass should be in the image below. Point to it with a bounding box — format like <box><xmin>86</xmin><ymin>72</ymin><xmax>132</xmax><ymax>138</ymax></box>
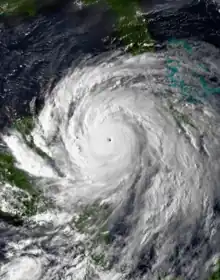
<box><xmin>1</xmin><ymin>39</ymin><xmax>220</xmax><ymax>280</ymax></box>
<box><xmin>1</xmin><ymin>0</ymin><xmax>220</xmax><ymax>279</ymax></box>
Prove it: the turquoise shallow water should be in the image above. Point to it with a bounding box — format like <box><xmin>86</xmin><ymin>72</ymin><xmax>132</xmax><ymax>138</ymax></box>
<box><xmin>166</xmin><ymin>39</ymin><xmax>220</xmax><ymax>104</ymax></box>
<box><xmin>0</xmin><ymin>1</ymin><xmax>220</xmax><ymax>280</ymax></box>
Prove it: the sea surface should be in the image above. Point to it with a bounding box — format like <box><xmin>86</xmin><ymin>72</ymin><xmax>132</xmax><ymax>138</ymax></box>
<box><xmin>0</xmin><ymin>1</ymin><xmax>220</xmax><ymax>279</ymax></box>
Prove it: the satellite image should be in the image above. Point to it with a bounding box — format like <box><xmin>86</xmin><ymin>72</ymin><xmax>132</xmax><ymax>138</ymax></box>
<box><xmin>0</xmin><ymin>0</ymin><xmax>220</xmax><ymax>279</ymax></box>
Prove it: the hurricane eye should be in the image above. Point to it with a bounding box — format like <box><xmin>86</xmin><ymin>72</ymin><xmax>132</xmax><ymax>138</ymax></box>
<box><xmin>1</xmin><ymin>36</ymin><xmax>220</xmax><ymax>280</ymax></box>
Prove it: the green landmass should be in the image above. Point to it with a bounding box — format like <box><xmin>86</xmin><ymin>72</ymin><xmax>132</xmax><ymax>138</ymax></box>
<box><xmin>13</xmin><ymin>116</ymin><xmax>51</xmax><ymax>161</ymax></box>
<box><xmin>0</xmin><ymin>150</ymin><xmax>46</xmax><ymax>223</ymax></box>
<box><xmin>1</xmin><ymin>0</ymin><xmax>154</xmax><ymax>54</ymax></box>
<box><xmin>0</xmin><ymin>186</ymin><xmax>53</xmax><ymax>226</ymax></box>
<box><xmin>73</xmin><ymin>201</ymin><xmax>111</xmax><ymax>244</ymax></box>
<box><xmin>91</xmin><ymin>250</ymin><xmax>107</xmax><ymax>267</ymax></box>
<box><xmin>0</xmin><ymin>0</ymin><xmax>61</xmax><ymax>16</ymax></box>
<box><xmin>0</xmin><ymin>151</ymin><xmax>34</xmax><ymax>193</ymax></box>
<box><xmin>72</xmin><ymin>201</ymin><xmax>112</xmax><ymax>268</ymax></box>
<box><xmin>0</xmin><ymin>2</ymin><xmax>219</xmax><ymax>278</ymax></box>
<box><xmin>0</xmin><ymin>0</ymin><xmax>36</xmax><ymax>16</ymax></box>
<box><xmin>209</xmin><ymin>260</ymin><xmax>220</xmax><ymax>280</ymax></box>
<box><xmin>0</xmin><ymin>116</ymin><xmax>54</xmax><ymax>225</ymax></box>
<box><xmin>14</xmin><ymin>116</ymin><xmax>35</xmax><ymax>135</ymax></box>
<box><xmin>84</xmin><ymin>0</ymin><xmax>154</xmax><ymax>54</ymax></box>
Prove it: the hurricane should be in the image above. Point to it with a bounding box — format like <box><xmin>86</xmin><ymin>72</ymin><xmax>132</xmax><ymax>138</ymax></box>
<box><xmin>1</xmin><ymin>0</ymin><xmax>220</xmax><ymax>280</ymax></box>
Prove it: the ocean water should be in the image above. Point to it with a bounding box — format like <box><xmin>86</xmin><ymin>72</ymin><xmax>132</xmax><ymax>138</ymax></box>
<box><xmin>0</xmin><ymin>1</ymin><xmax>220</xmax><ymax>279</ymax></box>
